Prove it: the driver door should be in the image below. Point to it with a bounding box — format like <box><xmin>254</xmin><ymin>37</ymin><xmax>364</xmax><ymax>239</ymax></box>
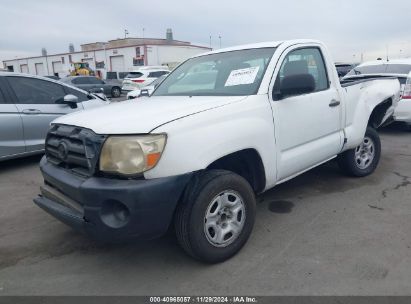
<box><xmin>271</xmin><ymin>46</ymin><xmax>343</xmax><ymax>181</ymax></box>
<box><xmin>6</xmin><ymin>76</ymin><xmax>83</xmax><ymax>152</ymax></box>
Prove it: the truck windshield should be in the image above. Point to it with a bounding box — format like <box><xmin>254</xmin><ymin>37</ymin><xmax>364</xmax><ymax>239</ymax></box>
<box><xmin>153</xmin><ymin>48</ymin><xmax>276</xmax><ymax>96</ymax></box>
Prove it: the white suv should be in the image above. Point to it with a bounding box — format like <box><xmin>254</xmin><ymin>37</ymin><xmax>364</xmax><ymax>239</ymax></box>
<box><xmin>121</xmin><ymin>66</ymin><xmax>170</xmax><ymax>91</ymax></box>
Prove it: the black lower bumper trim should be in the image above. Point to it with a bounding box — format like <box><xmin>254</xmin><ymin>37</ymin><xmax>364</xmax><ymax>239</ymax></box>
<box><xmin>34</xmin><ymin>195</ymin><xmax>85</xmax><ymax>232</ymax></box>
<box><xmin>34</xmin><ymin>156</ymin><xmax>193</xmax><ymax>241</ymax></box>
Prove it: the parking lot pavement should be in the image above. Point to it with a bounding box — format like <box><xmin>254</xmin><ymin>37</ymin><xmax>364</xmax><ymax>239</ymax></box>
<box><xmin>0</xmin><ymin>126</ymin><xmax>410</xmax><ymax>296</ymax></box>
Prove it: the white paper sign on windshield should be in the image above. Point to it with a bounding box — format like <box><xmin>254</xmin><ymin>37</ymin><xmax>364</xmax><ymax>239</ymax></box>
<box><xmin>224</xmin><ymin>66</ymin><xmax>260</xmax><ymax>87</ymax></box>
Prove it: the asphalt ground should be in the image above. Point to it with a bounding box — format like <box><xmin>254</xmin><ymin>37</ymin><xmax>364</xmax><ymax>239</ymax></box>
<box><xmin>0</xmin><ymin>125</ymin><xmax>410</xmax><ymax>295</ymax></box>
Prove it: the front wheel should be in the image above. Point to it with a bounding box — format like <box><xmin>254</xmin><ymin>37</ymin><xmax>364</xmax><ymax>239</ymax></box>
<box><xmin>175</xmin><ymin>170</ymin><xmax>256</xmax><ymax>263</ymax></box>
<box><xmin>338</xmin><ymin>126</ymin><xmax>381</xmax><ymax>177</ymax></box>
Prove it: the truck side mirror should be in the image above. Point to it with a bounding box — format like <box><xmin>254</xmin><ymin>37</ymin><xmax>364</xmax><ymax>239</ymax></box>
<box><xmin>278</xmin><ymin>74</ymin><xmax>316</xmax><ymax>98</ymax></box>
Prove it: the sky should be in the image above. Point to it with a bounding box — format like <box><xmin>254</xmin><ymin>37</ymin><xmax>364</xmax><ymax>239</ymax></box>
<box><xmin>1</xmin><ymin>0</ymin><xmax>410</xmax><ymax>64</ymax></box>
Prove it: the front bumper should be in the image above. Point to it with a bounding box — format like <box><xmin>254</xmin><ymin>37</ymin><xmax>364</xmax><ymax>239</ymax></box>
<box><xmin>34</xmin><ymin>156</ymin><xmax>192</xmax><ymax>241</ymax></box>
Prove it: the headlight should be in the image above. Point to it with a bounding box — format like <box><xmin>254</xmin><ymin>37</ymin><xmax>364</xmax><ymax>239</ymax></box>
<box><xmin>99</xmin><ymin>134</ymin><xmax>166</xmax><ymax>175</ymax></box>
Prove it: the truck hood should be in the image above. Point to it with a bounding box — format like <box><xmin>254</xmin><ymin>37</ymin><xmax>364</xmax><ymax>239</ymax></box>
<box><xmin>53</xmin><ymin>95</ymin><xmax>246</xmax><ymax>134</ymax></box>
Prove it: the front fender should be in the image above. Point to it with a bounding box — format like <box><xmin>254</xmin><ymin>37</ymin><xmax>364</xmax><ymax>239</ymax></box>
<box><xmin>144</xmin><ymin>95</ymin><xmax>277</xmax><ymax>188</ymax></box>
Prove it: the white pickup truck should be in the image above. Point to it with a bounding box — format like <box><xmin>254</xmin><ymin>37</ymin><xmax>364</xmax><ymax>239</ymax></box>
<box><xmin>34</xmin><ymin>40</ymin><xmax>400</xmax><ymax>263</ymax></box>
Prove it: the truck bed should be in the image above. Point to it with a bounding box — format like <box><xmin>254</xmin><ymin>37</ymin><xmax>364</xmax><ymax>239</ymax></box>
<box><xmin>340</xmin><ymin>75</ymin><xmax>398</xmax><ymax>87</ymax></box>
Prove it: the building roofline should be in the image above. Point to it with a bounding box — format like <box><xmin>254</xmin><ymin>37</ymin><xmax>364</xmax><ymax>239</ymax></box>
<box><xmin>3</xmin><ymin>42</ymin><xmax>211</xmax><ymax>63</ymax></box>
<box><xmin>80</xmin><ymin>37</ymin><xmax>192</xmax><ymax>46</ymax></box>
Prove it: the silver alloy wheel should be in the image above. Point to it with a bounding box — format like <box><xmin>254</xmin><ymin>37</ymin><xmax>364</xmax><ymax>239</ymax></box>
<box><xmin>204</xmin><ymin>190</ymin><xmax>246</xmax><ymax>247</ymax></box>
<box><xmin>354</xmin><ymin>136</ymin><xmax>375</xmax><ymax>169</ymax></box>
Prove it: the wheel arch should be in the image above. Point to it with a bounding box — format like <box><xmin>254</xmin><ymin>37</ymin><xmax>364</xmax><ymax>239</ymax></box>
<box><xmin>206</xmin><ymin>148</ymin><xmax>266</xmax><ymax>194</ymax></box>
<box><xmin>368</xmin><ymin>97</ymin><xmax>393</xmax><ymax>128</ymax></box>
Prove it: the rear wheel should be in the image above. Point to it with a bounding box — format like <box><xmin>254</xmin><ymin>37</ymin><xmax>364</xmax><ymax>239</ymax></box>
<box><xmin>111</xmin><ymin>87</ymin><xmax>121</xmax><ymax>98</ymax></box>
<box><xmin>175</xmin><ymin>170</ymin><xmax>256</xmax><ymax>263</ymax></box>
<box><xmin>338</xmin><ymin>127</ymin><xmax>381</xmax><ymax>177</ymax></box>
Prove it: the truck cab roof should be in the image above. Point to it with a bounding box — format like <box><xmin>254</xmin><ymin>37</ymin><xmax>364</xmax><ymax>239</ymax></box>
<box><xmin>195</xmin><ymin>39</ymin><xmax>324</xmax><ymax>57</ymax></box>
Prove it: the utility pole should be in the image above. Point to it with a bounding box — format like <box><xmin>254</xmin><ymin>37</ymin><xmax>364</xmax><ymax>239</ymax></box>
<box><xmin>209</xmin><ymin>35</ymin><xmax>212</xmax><ymax>49</ymax></box>
<box><xmin>142</xmin><ymin>28</ymin><xmax>145</xmax><ymax>39</ymax></box>
<box><xmin>102</xmin><ymin>42</ymin><xmax>108</xmax><ymax>73</ymax></box>
<box><xmin>386</xmin><ymin>44</ymin><xmax>389</xmax><ymax>61</ymax></box>
<box><xmin>218</xmin><ymin>35</ymin><xmax>222</xmax><ymax>48</ymax></box>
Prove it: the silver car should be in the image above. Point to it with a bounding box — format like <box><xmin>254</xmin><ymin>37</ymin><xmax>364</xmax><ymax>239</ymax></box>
<box><xmin>0</xmin><ymin>72</ymin><xmax>109</xmax><ymax>161</ymax></box>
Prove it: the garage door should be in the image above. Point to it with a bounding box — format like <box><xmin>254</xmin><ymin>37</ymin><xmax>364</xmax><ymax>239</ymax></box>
<box><xmin>20</xmin><ymin>64</ymin><xmax>29</xmax><ymax>74</ymax></box>
<box><xmin>52</xmin><ymin>61</ymin><xmax>63</xmax><ymax>75</ymax></box>
<box><xmin>110</xmin><ymin>55</ymin><xmax>125</xmax><ymax>72</ymax></box>
<box><xmin>35</xmin><ymin>63</ymin><xmax>45</xmax><ymax>76</ymax></box>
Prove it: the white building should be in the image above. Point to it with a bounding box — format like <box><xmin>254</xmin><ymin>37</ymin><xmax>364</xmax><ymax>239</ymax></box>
<box><xmin>2</xmin><ymin>29</ymin><xmax>211</xmax><ymax>78</ymax></box>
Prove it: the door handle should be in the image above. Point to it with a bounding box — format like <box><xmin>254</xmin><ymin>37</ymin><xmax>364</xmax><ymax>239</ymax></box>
<box><xmin>22</xmin><ymin>109</ymin><xmax>42</xmax><ymax>115</ymax></box>
<box><xmin>329</xmin><ymin>100</ymin><xmax>341</xmax><ymax>107</ymax></box>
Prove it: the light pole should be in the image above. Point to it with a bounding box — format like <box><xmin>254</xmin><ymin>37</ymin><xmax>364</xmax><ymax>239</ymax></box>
<box><xmin>103</xmin><ymin>43</ymin><xmax>108</xmax><ymax>73</ymax></box>
<box><xmin>209</xmin><ymin>35</ymin><xmax>212</xmax><ymax>49</ymax></box>
<box><xmin>386</xmin><ymin>44</ymin><xmax>389</xmax><ymax>61</ymax></box>
<box><xmin>218</xmin><ymin>35</ymin><xmax>222</xmax><ymax>48</ymax></box>
<box><xmin>124</xmin><ymin>29</ymin><xmax>129</xmax><ymax>39</ymax></box>
<box><xmin>98</xmin><ymin>42</ymin><xmax>109</xmax><ymax>76</ymax></box>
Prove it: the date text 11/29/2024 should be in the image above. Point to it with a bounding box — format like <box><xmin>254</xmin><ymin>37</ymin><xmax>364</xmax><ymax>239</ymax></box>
<box><xmin>149</xmin><ymin>296</ymin><xmax>257</xmax><ymax>303</ymax></box>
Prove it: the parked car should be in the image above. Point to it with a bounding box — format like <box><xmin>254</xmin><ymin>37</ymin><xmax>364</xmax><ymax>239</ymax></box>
<box><xmin>0</xmin><ymin>72</ymin><xmax>109</xmax><ymax>161</ymax></box>
<box><xmin>34</xmin><ymin>40</ymin><xmax>400</xmax><ymax>263</ymax></box>
<box><xmin>335</xmin><ymin>62</ymin><xmax>357</xmax><ymax>78</ymax></box>
<box><xmin>343</xmin><ymin>59</ymin><xmax>411</xmax><ymax>128</ymax></box>
<box><xmin>60</xmin><ymin>76</ymin><xmax>122</xmax><ymax>98</ymax></box>
<box><xmin>127</xmin><ymin>75</ymin><xmax>167</xmax><ymax>99</ymax></box>
<box><xmin>121</xmin><ymin>66</ymin><xmax>170</xmax><ymax>92</ymax></box>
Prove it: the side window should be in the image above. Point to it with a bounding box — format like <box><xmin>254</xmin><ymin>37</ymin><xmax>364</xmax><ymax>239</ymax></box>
<box><xmin>148</xmin><ymin>72</ymin><xmax>158</xmax><ymax>78</ymax></box>
<box><xmin>64</xmin><ymin>86</ymin><xmax>90</xmax><ymax>102</ymax></box>
<box><xmin>118</xmin><ymin>72</ymin><xmax>128</xmax><ymax>79</ymax></box>
<box><xmin>89</xmin><ymin>77</ymin><xmax>104</xmax><ymax>85</ymax></box>
<box><xmin>72</xmin><ymin>77</ymin><xmax>89</xmax><ymax>85</ymax></box>
<box><xmin>7</xmin><ymin>77</ymin><xmax>66</xmax><ymax>104</ymax></box>
<box><xmin>148</xmin><ymin>71</ymin><xmax>167</xmax><ymax>78</ymax></box>
<box><xmin>275</xmin><ymin>47</ymin><xmax>329</xmax><ymax>97</ymax></box>
<box><xmin>106</xmin><ymin>72</ymin><xmax>117</xmax><ymax>80</ymax></box>
<box><xmin>0</xmin><ymin>89</ymin><xmax>5</xmax><ymax>104</ymax></box>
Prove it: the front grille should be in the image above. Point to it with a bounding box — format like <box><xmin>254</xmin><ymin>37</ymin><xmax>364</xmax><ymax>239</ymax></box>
<box><xmin>45</xmin><ymin>124</ymin><xmax>106</xmax><ymax>177</ymax></box>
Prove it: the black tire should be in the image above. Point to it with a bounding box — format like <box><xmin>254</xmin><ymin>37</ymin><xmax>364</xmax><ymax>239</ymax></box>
<box><xmin>111</xmin><ymin>87</ymin><xmax>121</xmax><ymax>98</ymax></box>
<box><xmin>337</xmin><ymin>126</ymin><xmax>381</xmax><ymax>177</ymax></box>
<box><xmin>175</xmin><ymin>170</ymin><xmax>256</xmax><ymax>263</ymax></box>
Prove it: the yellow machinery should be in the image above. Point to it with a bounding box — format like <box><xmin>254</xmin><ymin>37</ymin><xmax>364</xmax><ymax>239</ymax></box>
<box><xmin>70</xmin><ymin>62</ymin><xmax>95</xmax><ymax>76</ymax></box>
